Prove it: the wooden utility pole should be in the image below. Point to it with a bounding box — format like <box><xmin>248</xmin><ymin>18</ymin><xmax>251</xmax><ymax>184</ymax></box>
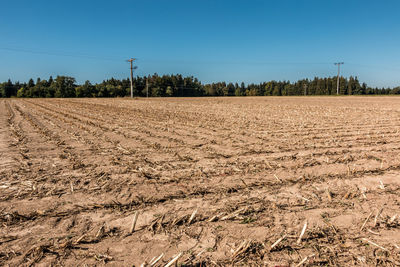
<box><xmin>334</xmin><ymin>62</ymin><xmax>344</xmax><ymax>95</ymax></box>
<box><xmin>127</xmin><ymin>58</ymin><xmax>136</xmax><ymax>98</ymax></box>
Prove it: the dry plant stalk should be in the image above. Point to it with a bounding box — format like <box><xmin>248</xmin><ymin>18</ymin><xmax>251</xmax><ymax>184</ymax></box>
<box><xmin>220</xmin><ymin>208</ymin><xmax>245</xmax><ymax>221</ymax></box>
<box><xmin>164</xmin><ymin>252</ymin><xmax>182</xmax><ymax>267</ymax></box>
<box><xmin>188</xmin><ymin>209</ymin><xmax>198</xmax><ymax>225</ymax></box>
<box><xmin>232</xmin><ymin>239</ymin><xmax>251</xmax><ymax>258</ymax></box>
<box><xmin>156</xmin><ymin>214</ymin><xmax>165</xmax><ymax>232</ymax></box>
<box><xmin>95</xmin><ymin>224</ymin><xmax>105</xmax><ymax>239</ymax></box>
<box><xmin>379</xmin><ymin>180</ymin><xmax>385</xmax><ymax>189</ymax></box>
<box><xmin>274</xmin><ymin>174</ymin><xmax>282</xmax><ymax>183</ymax></box>
<box><xmin>271</xmin><ymin>234</ymin><xmax>287</xmax><ymax>249</ymax></box>
<box><xmin>240</xmin><ymin>178</ymin><xmax>248</xmax><ymax>188</ymax></box>
<box><xmin>130</xmin><ymin>211</ymin><xmax>139</xmax><ymax>233</ymax></box>
<box><xmin>297</xmin><ymin>220</ymin><xmax>308</xmax><ymax>244</ymax></box>
<box><xmin>296</xmin><ymin>194</ymin><xmax>310</xmax><ymax>202</ymax></box>
<box><xmin>389</xmin><ymin>214</ymin><xmax>397</xmax><ymax>224</ymax></box>
<box><xmin>326</xmin><ymin>189</ymin><xmax>332</xmax><ymax>201</ymax></box>
<box><xmin>208</xmin><ymin>212</ymin><xmax>223</xmax><ymax>222</ymax></box>
<box><xmin>196</xmin><ymin>249</ymin><xmax>206</xmax><ymax>257</ymax></box>
<box><xmin>208</xmin><ymin>215</ymin><xmax>218</xmax><ymax>222</ymax></box>
<box><xmin>373</xmin><ymin>208</ymin><xmax>383</xmax><ymax>228</ymax></box>
<box><xmin>367</xmin><ymin>229</ymin><xmax>380</xmax><ymax>235</ymax></box>
<box><xmin>361</xmin><ymin>238</ymin><xmax>387</xmax><ymax>251</ymax></box>
<box><xmin>360</xmin><ymin>212</ymin><xmax>373</xmax><ymax>232</ymax></box>
<box><xmin>75</xmin><ymin>234</ymin><xmax>86</xmax><ymax>244</ymax></box>
<box><xmin>296</xmin><ymin>254</ymin><xmax>315</xmax><ymax>267</ymax></box>
<box><xmin>149</xmin><ymin>253</ymin><xmax>164</xmax><ymax>266</ymax></box>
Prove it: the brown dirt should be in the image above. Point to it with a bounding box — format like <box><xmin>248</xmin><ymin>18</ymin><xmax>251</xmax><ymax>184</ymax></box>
<box><xmin>0</xmin><ymin>96</ymin><xmax>400</xmax><ymax>266</ymax></box>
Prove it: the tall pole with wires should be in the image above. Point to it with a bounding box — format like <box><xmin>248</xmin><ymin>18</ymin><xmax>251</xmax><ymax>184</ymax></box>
<box><xmin>334</xmin><ymin>62</ymin><xmax>344</xmax><ymax>95</ymax></box>
<box><xmin>127</xmin><ymin>58</ymin><xmax>136</xmax><ymax>98</ymax></box>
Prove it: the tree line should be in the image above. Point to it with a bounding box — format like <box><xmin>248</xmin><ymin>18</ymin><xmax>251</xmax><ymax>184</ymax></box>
<box><xmin>0</xmin><ymin>74</ymin><xmax>398</xmax><ymax>98</ymax></box>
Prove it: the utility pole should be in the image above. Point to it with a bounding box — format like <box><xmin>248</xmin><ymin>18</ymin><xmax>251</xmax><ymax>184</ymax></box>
<box><xmin>334</xmin><ymin>62</ymin><xmax>344</xmax><ymax>95</ymax></box>
<box><xmin>127</xmin><ymin>58</ymin><xmax>136</xmax><ymax>98</ymax></box>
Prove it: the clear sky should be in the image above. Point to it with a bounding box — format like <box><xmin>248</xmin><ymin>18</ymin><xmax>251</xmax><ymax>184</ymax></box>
<box><xmin>1</xmin><ymin>0</ymin><xmax>399</xmax><ymax>87</ymax></box>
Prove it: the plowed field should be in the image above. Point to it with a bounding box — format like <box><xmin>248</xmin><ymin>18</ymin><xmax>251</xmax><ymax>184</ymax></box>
<box><xmin>1</xmin><ymin>97</ymin><xmax>400</xmax><ymax>266</ymax></box>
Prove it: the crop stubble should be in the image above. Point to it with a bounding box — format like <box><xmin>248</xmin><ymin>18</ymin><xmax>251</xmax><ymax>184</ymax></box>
<box><xmin>0</xmin><ymin>97</ymin><xmax>400</xmax><ymax>266</ymax></box>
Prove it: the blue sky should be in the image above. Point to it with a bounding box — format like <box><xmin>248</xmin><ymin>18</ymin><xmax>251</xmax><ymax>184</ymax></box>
<box><xmin>1</xmin><ymin>0</ymin><xmax>399</xmax><ymax>87</ymax></box>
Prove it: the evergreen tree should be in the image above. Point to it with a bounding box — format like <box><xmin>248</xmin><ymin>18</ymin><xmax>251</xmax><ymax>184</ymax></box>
<box><xmin>1</xmin><ymin>74</ymin><xmax>394</xmax><ymax>98</ymax></box>
<box><xmin>27</xmin><ymin>78</ymin><xmax>35</xmax><ymax>89</ymax></box>
<box><xmin>3</xmin><ymin>79</ymin><xmax>15</xmax><ymax>97</ymax></box>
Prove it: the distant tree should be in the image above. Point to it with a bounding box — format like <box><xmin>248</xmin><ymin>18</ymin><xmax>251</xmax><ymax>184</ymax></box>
<box><xmin>203</xmin><ymin>84</ymin><xmax>214</xmax><ymax>96</ymax></box>
<box><xmin>272</xmin><ymin>83</ymin><xmax>281</xmax><ymax>96</ymax></box>
<box><xmin>96</xmin><ymin>84</ymin><xmax>109</xmax><ymax>97</ymax></box>
<box><xmin>222</xmin><ymin>83</ymin><xmax>235</xmax><ymax>96</ymax></box>
<box><xmin>76</xmin><ymin>80</ymin><xmax>95</xmax><ymax>97</ymax></box>
<box><xmin>0</xmin><ymin>75</ymin><xmax>393</xmax><ymax>97</ymax></box>
<box><xmin>347</xmin><ymin>76</ymin><xmax>356</xmax><ymax>95</ymax></box>
<box><xmin>3</xmin><ymin>79</ymin><xmax>15</xmax><ymax>97</ymax></box>
<box><xmin>352</xmin><ymin>77</ymin><xmax>362</xmax><ymax>95</ymax></box>
<box><xmin>48</xmin><ymin>76</ymin><xmax>54</xmax><ymax>86</ymax></box>
<box><xmin>360</xmin><ymin>83</ymin><xmax>367</xmax><ymax>95</ymax></box>
<box><xmin>54</xmin><ymin>76</ymin><xmax>76</xmax><ymax>98</ymax></box>
<box><xmin>17</xmin><ymin>87</ymin><xmax>27</xmax><ymax>97</ymax></box>
<box><xmin>239</xmin><ymin>82</ymin><xmax>246</xmax><ymax>96</ymax></box>
<box><xmin>390</xmin><ymin>87</ymin><xmax>400</xmax><ymax>94</ymax></box>
<box><xmin>284</xmin><ymin>83</ymin><xmax>296</xmax><ymax>96</ymax></box>
<box><xmin>166</xmin><ymin>86</ymin><xmax>173</xmax><ymax>96</ymax></box>
<box><xmin>30</xmin><ymin>80</ymin><xmax>48</xmax><ymax>97</ymax></box>
<box><xmin>27</xmin><ymin>78</ymin><xmax>35</xmax><ymax>89</ymax></box>
<box><xmin>339</xmin><ymin>77</ymin><xmax>347</xmax><ymax>95</ymax></box>
<box><xmin>246</xmin><ymin>88</ymin><xmax>257</xmax><ymax>96</ymax></box>
<box><xmin>264</xmin><ymin>82</ymin><xmax>274</xmax><ymax>96</ymax></box>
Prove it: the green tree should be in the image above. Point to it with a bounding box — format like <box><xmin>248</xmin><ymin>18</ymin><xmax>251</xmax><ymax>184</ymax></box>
<box><xmin>17</xmin><ymin>87</ymin><xmax>27</xmax><ymax>97</ymax></box>
<box><xmin>27</xmin><ymin>78</ymin><xmax>35</xmax><ymax>89</ymax></box>
<box><xmin>166</xmin><ymin>86</ymin><xmax>173</xmax><ymax>96</ymax></box>
<box><xmin>76</xmin><ymin>80</ymin><xmax>95</xmax><ymax>97</ymax></box>
<box><xmin>264</xmin><ymin>82</ymin><xmax>274</xmax><ymax>96</ymax></box>
<box><xmin>3</xmin><ymin>79</ymin><xmax>15</xmax><ymax>97</ymax></box>
<box><xmin>53</xmin><ymin>76</ymin><xmax>76</xmax><ymax>97</ymax></box>
<box><xmin>272</xmin><ymin>83</ymin><xmax>281</xmax><ymax>96</ymax></box>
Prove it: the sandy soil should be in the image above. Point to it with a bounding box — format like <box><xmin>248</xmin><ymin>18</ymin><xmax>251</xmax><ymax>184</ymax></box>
<box><xmin>0</xmin><ymin>97</ymin><xmax>399</xmax><ymax>266</ymax></box>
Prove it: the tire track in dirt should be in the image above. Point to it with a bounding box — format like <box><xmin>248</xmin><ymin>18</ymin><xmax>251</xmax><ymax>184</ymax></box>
<box><xmin>0</xmin><ymin>101</ymin><xmax>15</xmax><ymax>170</ymax></box>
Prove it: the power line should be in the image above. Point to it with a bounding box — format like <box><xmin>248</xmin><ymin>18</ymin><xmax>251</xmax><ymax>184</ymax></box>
<box><xmin>0</xmin><ymin>46</ymin><xmax>124</xmax><ymax>62</ymax></box>
<box><xmin>0</xmin><ymin>47</ymin><xmax>332</xmax><ymax>66</ymax></box>
<box><xmin>346</xmin><ymin>62</ymin><xmax>400</xmax><ymax>73</ymax></box>
<box><xmin>2</xmin><ymin>46</ymin><xmax>400</xmax><ymax>73</ymax></box>
<box><xmin>143</xmin><ymin>58</ymin><xmax>333</xmax><ymax>66</ymax></box>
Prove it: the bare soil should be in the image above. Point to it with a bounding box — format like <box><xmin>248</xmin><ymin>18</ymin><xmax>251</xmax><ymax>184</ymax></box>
<box><xmin>0</xmin><ymin>97</ymin><xmax>399</xmax><ymax>266</ymax></box>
